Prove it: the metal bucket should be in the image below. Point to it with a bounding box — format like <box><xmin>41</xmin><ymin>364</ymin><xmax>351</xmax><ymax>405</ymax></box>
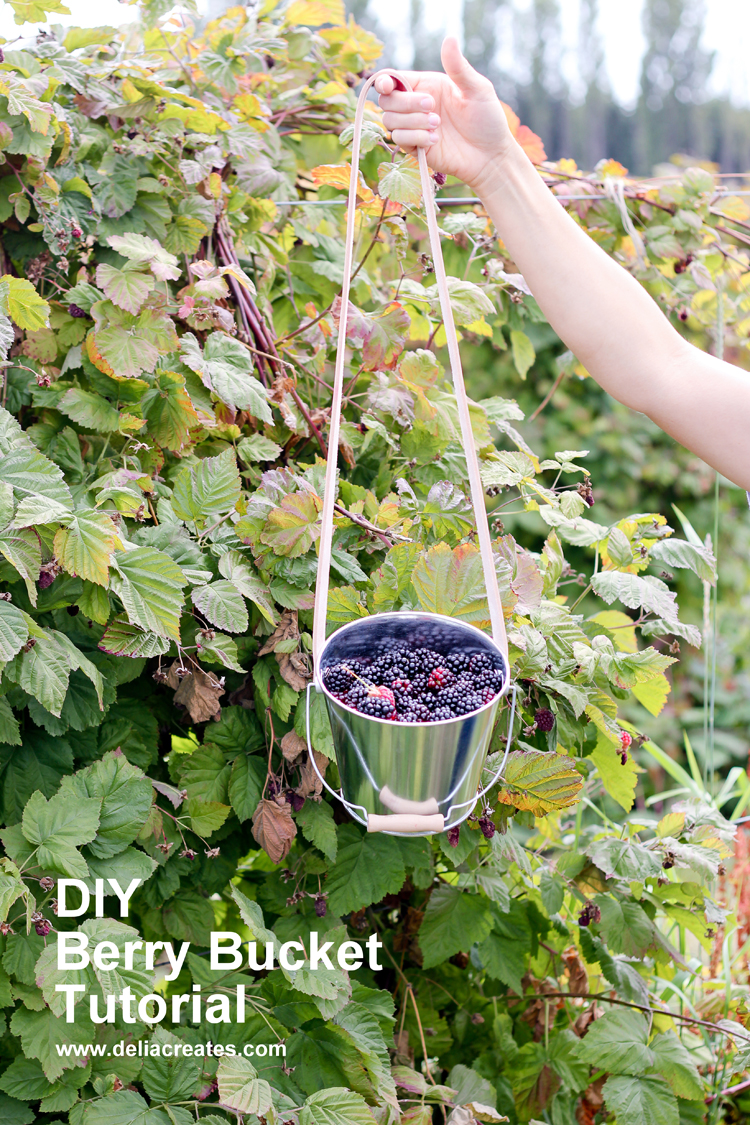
<box><xmin>308</xmin><ymin>612</ymin><xmax>514</xmax><ymax>836</ymax></box>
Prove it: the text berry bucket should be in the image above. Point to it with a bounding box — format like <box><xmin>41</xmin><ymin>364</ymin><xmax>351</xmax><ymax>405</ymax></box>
<box><xmin>307</xmin><ymin>69</ymin><xmax>515</xmax><ymax>836</ymax></box>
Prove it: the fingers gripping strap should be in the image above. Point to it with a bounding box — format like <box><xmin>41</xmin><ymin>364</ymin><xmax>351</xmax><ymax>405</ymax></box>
<box><xmin>312</xmin><ymin>70</ymin><xmax>508</xmax><ymax>673</ymax></box>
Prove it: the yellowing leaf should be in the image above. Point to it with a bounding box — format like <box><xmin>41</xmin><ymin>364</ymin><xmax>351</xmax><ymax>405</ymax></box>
<box><xmin>411</xmin><ymin>542</ymin><xmax>490</xmax><ymax>625</ymax></box>
<box><xmin>591</xmin><ymin>732</ymin><xmax>641</xmax><ymax>812</ymax></box>
<box><xmin>0</xmin><ymin>277</ymin><xmax>50</xmax><ymax>332</ymax></box>
<box><xmin>54</xmin><ymin>512</ymin><xmax>119</xmax><ymax>587</ymax></box>
<box><xmin>496</xmin><ymin>749</ymin><xmax>583</xmax><ymax>816</ymax></box>
<box><xmin>633</xmin><ymin>673</ymin><xmax>671</xmax><ymax>716</ymax></box>
<box><xmin>715</xmin><ymin>195</ymin><xmax>750</xmax><ymax>223</ymax></box>
<box><xmin>260</xmin><ymin>492</ymin><xmax>322</xmax><ymax>558</ymax></box>
<box><xmin>378</xmin><ymin>155</ymin><xmax>422</xmax><ymax>206</ymax></box>
<box><xmin>311</xmin><ymin>163</ymin><xmax>374</xmax><ymax>204</ymax></box>
<box><xmin>286</xmin><ymin>0</ymin><xmax>345</xmax><ymax>26</ymax></box>
<box><xmin>592</xmin><ymin>609</ymin><xmax>638</xmax><ymax>653</ymax></box>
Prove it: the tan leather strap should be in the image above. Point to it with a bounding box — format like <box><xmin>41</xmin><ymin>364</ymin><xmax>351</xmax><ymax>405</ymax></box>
<box><xmin>312</xmin><ymin>69</ymin><xmax>508</xmax><ymax>674</ymax></box>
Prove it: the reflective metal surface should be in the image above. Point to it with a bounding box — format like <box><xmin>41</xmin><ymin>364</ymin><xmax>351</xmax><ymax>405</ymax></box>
<box><xmin>317</xmin><ymin>612</ymin><xmax>509</xmax><ymax>829</ymax></box>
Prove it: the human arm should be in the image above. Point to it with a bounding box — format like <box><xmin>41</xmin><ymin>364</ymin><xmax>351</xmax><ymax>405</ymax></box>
<box><xmin>375</xmin><ymin>40</ymin><xmax>750</xmax><ymax>491</ymax></box>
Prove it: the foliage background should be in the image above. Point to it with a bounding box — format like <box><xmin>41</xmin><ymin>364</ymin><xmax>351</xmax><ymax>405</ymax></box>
<box><xmin>0</xmin><ymin>1</ymin><xmax>746</xmax><ymax>1124</ymax></box>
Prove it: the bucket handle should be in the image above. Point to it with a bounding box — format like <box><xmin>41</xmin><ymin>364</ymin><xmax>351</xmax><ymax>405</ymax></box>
<box><xmin>311</xmin><ymin>68</ymin><xmax>508</xmax><ymax>678</ymax></box>
<box><xmin>305</xmin><ymin>683</ymin><xmax>517</xmax><ymax>833</ymax></box>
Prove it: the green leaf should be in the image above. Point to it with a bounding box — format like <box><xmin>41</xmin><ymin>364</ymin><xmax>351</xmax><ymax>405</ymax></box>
<box><xmin>595</xmin><ymin>897</ymin><xmax>660</xmax><ymax>959</ymax></box>
<box><xmin>587</xmin><ymin>837</ymin><xmax>663</xmax><ymax>882</ymax></box>
<box><xmin>0</xmin><ymin>600</ymin><xmax>29</xmax><ymax>661</ymax></box>
<box><xmin>5</xmin><ymin>628</ymin><xmax>70</xmax><ymax>716</ymax></box>
<box><xmin>0</xmin><ymin>697</ymin><xmax>20</xmax><ymax>746</ymax></box>
<box><xmin>163</xmin><ymin>890</ymin><xmax>215</xmax><ymax>945</ymax></box>
<box><xmin>171</xmin><ymin>449</ymin><xmax>241</xmax><ymax>524</ymax></box>
<box><xmin>495</xmin><ymin>749</ymin><xmax>583</xmax><ymax>816</ymax></box>
<box><xmin>230</xmin><ymin>885</ymin><xmax>275</xmax><ymax>944</ymax></box>
<box><xmin>237</xmin><ymin>433</ymin><xmax>283</xmax><ymax>462</ymax></box>
<box><xmin>107</xmin><ymin>233</ymin><xmax>181</xmax><ymax>281</ymax></box>
<box><xmin>476</xmin><ymin>901</ymin><xmax>531</xmax><ymax>995</ymax></box>
<box><xmin>260</xmin><ymin>491</ymin><xmax>322</xmax><ymax>558</ymax></box>
<box><xmin>192</xmin><ymin>580</ymin><xmax>248</xmax><ymax>632</ymax></box>
<box><xmin>98</xmin><ymin>615</ymin><xmax>170</xmax><ymax>658</ymax></box>
<box><xmin>180</xmin><ymin>332</ymin><xmax>272</xmax><ymax>419</ymax></box>
<box><xmin>0</xmin><ymin>277</ymin><xmax>50</xmax><ymax>331</ymax></box>
<box><xmin>78</xmin><ymin>1088</ymin><xmax>170</xmax><ymax>1124</ymax></box>
<box><xmin>142</xmin><ymin>370</ymin><xmax>197</xmax><ymax>452</ymax></box>
<box><xmin>299</xmin><ymin>1087</ymin><xmax>377</xmax><ymax>1125</ymax></box>
<box><xmin>59</xmin><ymin>750</ymin><xmax>152</xmax><ymax>859</ymax></box>
<box><xmin>603</xmin><ymin>1075</ymin><xmax>679</xmax><ymax>1125</ymax></box>
<box><xmin>0</xmin><ymin>526</ymin><xmax>41</xmax><ymax>603</ymax></box>
<box><xmin>591</xmin><ymin>571</ymin><xmax>679</xmax><ymax>622</ymax></box>
<box><xmin>296</xmin><ymin>799</ymin><xmax>337</xmax><ymax>862</ymax></box>
<box><xmin>431</xmin><ymin>278</ymin><xmax>495</xmax><ymax>327</ymax></box>
<box><xmin>0</xmin><ymin>441</ymin><xmax>71</xmax><ymax>507</ymax></box>
<box><xmin>178</xmin><ymin>744</ymin><xmax>231</xmax><ymax>804</ymax></box>
<box><xmin>95</xmin><ymin>263</ymin><xmax>155</xmax><ymax>315</ymax></box>
<box><xmin>651</xmin><ymin>1031</ymin><xmax>704</xmax><ymax>1100</ymax></box>
<box><xmin>54</xmin><ymin>511</ymin><xmax>118</xmax><ymax>586</ymax></box>
<box><xmin>197</xmin><ymin>630</ymin><xmax>245</xmax><ymax>671</ymax></box>
<box><xmin>378</xmin><ymin>154</ymin><xmax>421</xmax><ymax>204</ymax></box>
<box><xmin>59</xmin><ymin>388</ymin><xmax>120</xmax><ymax>432</ymax></box>
<box><xmin>510</xmin><ymin>329</ymin><xmax>535</xmax><ymax>379</ymax></box>
<box><xmin>575</xmin><ymin>1009</ymin><xmax>653</xmax><ymax>1075</ymax></box>
<box><xmin>650</xmin><ymin>538</ymin><xmax>717</xmax><ymax>584</ymax></box>
<box><xmin>419</xmin><ymin>884</ymin><xmax>493</xmax><ymax>969</ymax></box>
<box><xmin>0</xmin><ymin>730</ymin><xmax>73</xmax><ymax>824</ymax></box>
<box><xmin>165</xmin><ymin>214</ymin><xmax>209</xmax><ymax>255</ymax></box>
<box><xmin>85</xmin><ymin>846</ymin><xmax>157</xmax><ymax>891</ymax></box>
<box><xmin>217</xmin><ymin>1056</ymin><xmax>273</xmax><ymax>1116</ymax></box>
<box><xmin>142</xmin><ymin>1026</ymin><xmax>201</xmax><ymax>1102</ymax></box>
<box><xmin>0</xmin><ymin>1091</ymin><xmax>35</xmax><ymax>1124</ymax></box>
<box><xmin>110</xmin><ymin>546</ymin><xmax>187</xmax><ymax>640</ymax></box>
<box><xmin>228</xmin><ymin>753</ymin><xmax>266</xmax><ymax>822</ymax></box>
<box><xmin>20</xmin><ymin>789</ymin><xmax>100</xmax><ymax>878</ymax></box>
<box><xmin>10</xmin><ymin>1005</ymin><xmax>91</xmax><ymax>1083</ymax></box>
<box><xmin>218</xmin><ymin>550</ymin><xmax>278</xmax><ymax>624</ymax></box>
<box><xmin>325</xmin><ymin>830</ymin><xmax>405</xmax><ymax>916</ymax></box>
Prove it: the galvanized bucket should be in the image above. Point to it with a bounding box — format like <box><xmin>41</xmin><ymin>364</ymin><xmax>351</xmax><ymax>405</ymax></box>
<box><xmin>307</xmin><ymin>612</ymin><xmax>515</xmax><ymax>836</ymax></box>
<box><xmin>308</xmin><ymin>68</ymin><xmax>515</xmax><ymax>836</ymax></box>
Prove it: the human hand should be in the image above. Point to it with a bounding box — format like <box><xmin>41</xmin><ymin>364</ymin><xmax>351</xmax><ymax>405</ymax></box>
<box><xmin>374</xmin><ymin>37</ymin><xmax>515</xmax><ymax>195</ymax></box>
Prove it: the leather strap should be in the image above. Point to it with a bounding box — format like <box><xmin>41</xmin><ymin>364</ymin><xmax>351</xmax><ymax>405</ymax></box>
<box><xmin>312</xmin><ymin>69</ymin><xmax>508</xmax><ymax>674</ymax></box>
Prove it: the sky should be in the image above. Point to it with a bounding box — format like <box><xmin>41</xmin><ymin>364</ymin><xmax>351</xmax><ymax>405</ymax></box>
<box><xmin>0</xmin><ymin>0</ymin><xmax>748</xmax><ymax>109</ymax></box>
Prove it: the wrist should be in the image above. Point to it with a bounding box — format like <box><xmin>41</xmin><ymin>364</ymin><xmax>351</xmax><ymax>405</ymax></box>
<box><xmin>469</xmin><ymin>139</ymin><xmax>528</xmax><ymax>204</ymax></box>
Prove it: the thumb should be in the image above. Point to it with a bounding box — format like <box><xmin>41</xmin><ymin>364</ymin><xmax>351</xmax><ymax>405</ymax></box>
<box><xmin>441</xmin><ymin>37</ymin><xmax>486</xmax><ymax>94</ymax></box>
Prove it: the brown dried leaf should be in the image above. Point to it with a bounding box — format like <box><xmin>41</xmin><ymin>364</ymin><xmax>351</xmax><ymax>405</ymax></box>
<box><xmin>251</xmin><ymin>796</ymin><xmax>297</xmax><ymax>863</ymax></box>
<box><xmin>258</xmin><ymin>609</ymin><xmax>299</xmax><ymax>655</ymax></box>
<box><xmin>174</xmin><ymin>668</ymin><xmax>224</xmax><ymax>723</ymax></box>
<box><xmin>281</xmin><ymin>729</ymin><xmax>307</xmax><ymax>766</ymax></box>
<box><xmin>563</xmin><ymin>948</ymin><xmax>588</xmax><ymax>997</ymax></box>
<box><xmin>165</xmin><ymin>660</ymin><xmax>183</xmax><ymax>690</ymax></box>
<box><xmin>295</xmin><ymin>750</ymin><xmax>327</xmax><ymax>800</ymax></box>
<box><xmin>278</xmin><ymin>650</ymin><xmax>311</xmax><ymax>691</ymax></box>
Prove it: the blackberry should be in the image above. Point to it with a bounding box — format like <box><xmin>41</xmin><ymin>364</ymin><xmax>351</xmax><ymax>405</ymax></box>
<box><xmin>479</xmin><ymin>814</ymin><xmax>496</xmax><ymax>839</ymax></box>
<box><xmin>325</xmin><ymin>641</ymin><xmax>503</xmax><ymax>722</ymax></box>
<box><xmin>535</xmin><ymin>708</ymin><xmax>555</xmax><ymax>732</ymax></box>
<box><xmin>68</xmin><ymin>303</ymin><xmax>87</xmax><ymax>318</ymax></box>
<box><xmin>446</xmin><ymin>825</ymin><xmax>461</xmax><ymax>847</ymax></box>
<box><xmin>577</xmin><ymin>903</ymin><xmax>601</xmax><ymax>927</ymax></box>
<box><xmin>323</xmin><ymin>663</ymin><xmax>357</xmax><ymax>693</ymax></box>
<box><xmin>35</xmin><ymin>919</ymin><xmax>51</xmax><ymax>937</ymax></box>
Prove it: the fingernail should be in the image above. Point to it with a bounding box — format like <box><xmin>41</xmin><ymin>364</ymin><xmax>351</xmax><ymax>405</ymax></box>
<box><xmin>420</xmin><ymin>96</ymin><xmax>433</xmax><ymax>110</ymax></box>
<box><xmin>428</xmin><ymin>113</ymin><xmax>440</xmax><ymax>127</ymax></box>
<box><xmin>428</xmin><ymin>132</ymin><xmax>439</xmax><ymax>144</ymax></box>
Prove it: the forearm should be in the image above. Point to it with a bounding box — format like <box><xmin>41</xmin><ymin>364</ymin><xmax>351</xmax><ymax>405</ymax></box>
<box><xmin>476</xmin><ymin>145</ymin><xmax>684</xmax><ymax>415</ymax></box>
<box><xmin>475</xmin><ymin>143</ymin><xmax>750</xmax><ymax>489</ymax></box>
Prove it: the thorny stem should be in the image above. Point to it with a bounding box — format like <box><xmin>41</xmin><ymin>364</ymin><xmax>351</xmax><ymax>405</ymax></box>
<box><xmin>528</xmin><ymin>368</ymin><xmax>567</xmax><ymax>422</ymax></box>
<box><xmin>529</xmin><ymin>992</ymin><xmax>750</xmax><ymax>1043</ymax></box>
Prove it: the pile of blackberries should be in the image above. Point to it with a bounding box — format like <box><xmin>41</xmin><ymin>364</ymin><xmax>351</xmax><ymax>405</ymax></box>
<box><xmin>322</xmin><ymin>642</ymin><xmax>505</xmax><ymax>723</ymax></box>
